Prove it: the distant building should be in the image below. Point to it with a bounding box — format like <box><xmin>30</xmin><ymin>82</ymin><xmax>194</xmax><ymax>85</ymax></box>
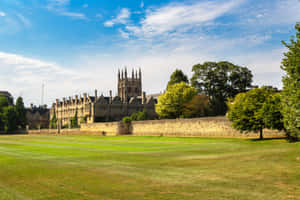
<box><xmin>0</xmin><ymin>91</ymin><xmax>13</xmax><ymax>105</ymax></box>
<box><xmin>50</xmin><ymin>68</ymin><xmax>157</xmax><ymax>127</ymax></box>
<box><xmin>26</xmin><ymin>104</ymin><xmax>50</xmax><ymax>129</ymax></box>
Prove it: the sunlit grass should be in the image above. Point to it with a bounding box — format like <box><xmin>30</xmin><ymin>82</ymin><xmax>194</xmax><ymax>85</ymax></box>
<box><xmin>0</xmin><ymin>135</ymin><xmax>299</xmax><ymax>200</ymax></box>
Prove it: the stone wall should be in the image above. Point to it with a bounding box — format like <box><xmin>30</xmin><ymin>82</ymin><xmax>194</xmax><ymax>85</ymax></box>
<box><xmin>80</xmin><ymin>122</ymin><xmax>122</xmax><ymax>136</ymax></box>
<box><xmin>7</xmin><ymin>117</ymin><xmax>285</xmax><ymax>138</ymax></box>
<box><xmin>130</xmin><ymin>117</ymin><xmax>285</xmax><ymax>138</ymax></box>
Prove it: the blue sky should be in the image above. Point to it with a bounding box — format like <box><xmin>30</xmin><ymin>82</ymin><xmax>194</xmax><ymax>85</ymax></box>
<box><xmin>0</xmin><ymin>0</ymin><xmax>299</xmax><ymax>106</ymax></box>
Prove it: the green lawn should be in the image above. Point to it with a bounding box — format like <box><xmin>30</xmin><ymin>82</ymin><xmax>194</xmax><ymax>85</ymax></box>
<box><xmin>0</xmin><ymin>135</ymin><xmax>299</xmax><ymax>200</ymax></box>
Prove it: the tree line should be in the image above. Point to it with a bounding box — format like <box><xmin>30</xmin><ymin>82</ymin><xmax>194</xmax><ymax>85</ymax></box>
<box><xmin>0</xmin><ymin>96</ymin><xmax>27</xmax><ymax>132</ymax></box>
<box><xmin>156</xmin><ymin>24</ymin><xmax>300</xmax><ymax>140</ymax></box>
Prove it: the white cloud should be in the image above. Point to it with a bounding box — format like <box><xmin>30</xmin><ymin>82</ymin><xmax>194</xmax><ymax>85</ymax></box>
<box><xmin>141</xmin><ymin>1</ymin><xmax>144</xmax><ymax>9</ymax></box>
<box><xmin>83</xmin><ymin>4</ymin><xmax>88</xmax><ymax>8</ymax></box>
<box><xmin>0</xmin><ymin>51</ymin><xmax>93</xmax><ymax>106</ymax></box>
<box><xmin>104</xmin><ymin>8</ymin><xmax>131</xmax><ymax>27</ymax></box>
<box><xmin>16</xmin><ymin>14</ymin><xmax>31</xmax><ymax>28</ymax></box>
<box><xmin>60</xmin><ymin>11</ymin><xmax>87</xmax><ymax>19</ymax></box>
<box><xmin>0</xmin><ymin>12</ymin><xmax>6</xmax><ymax>17</ymax></box>
<box><xmin>46</xmin><ymin>0</ymin><xmax>87</xmax><ymax>20</ymax></box>
<box><xmin>118</xmin><ymin>29</ymin><xmax>129</xmax><ymax>39</ymax></box>
<box><xmin>125</xmin><ymin>0</ymin><xmax>243</xmax><ymax>37</ymax></box>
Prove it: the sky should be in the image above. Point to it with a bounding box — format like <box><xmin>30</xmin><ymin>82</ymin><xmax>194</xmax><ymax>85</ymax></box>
<box><xmin>0</xmin><ymin>0</ymin><xmax>299</xmax><ymax>106</ymax></box>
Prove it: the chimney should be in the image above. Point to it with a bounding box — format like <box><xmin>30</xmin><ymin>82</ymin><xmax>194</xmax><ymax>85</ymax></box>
<box><xmin>83</xmin><ymin>93</ymin><xmax>87</xmax><ymax>102</ymax></box>
<box><xmin>30</xmin><ymin>103</ymin><xmax>33</xmax><ymax>109</ymax></box>
<box><xmin>109</xmin><ymin>90</ymin><xmax>112</xmax><ymax>104</ymax></box>
<box><xmin>142</xmin><ymin>92</ymin><xmax>146</xmax><ymax>104</ymax></box>
<box><xmin>132</xmin><ymin>69</ymin><xmax>134</xmax><ymax>79</ymax></box>
<box><xmin>95</xmin><ymin>89</ymin><xmax>98</xmax><ymax>102</ymax></box>
<box><xmin>125</xmin><ymin>67</ymin><xmax>127</xmax><ymax>79</ymax></box>
<box><xmin>118</xmin><ymin>69</ymin><xmax>120</xmax><ymax>81</ymax></box>
<box><xmin>75</xmin><ymin>95</ymin><xmax>78</xmax><ymax>104</ymax></box>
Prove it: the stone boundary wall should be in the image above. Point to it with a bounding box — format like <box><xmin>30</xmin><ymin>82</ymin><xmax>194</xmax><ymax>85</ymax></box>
<box><xmin>130</xmin><ymin>117</ymin><xmax>285</xmax><ymax>138</ymax></box>
<box><xmin>3</xmin><ymin>117</ymin><xmax>286</xmax><ymax>138</ymax></box>
<box><xmin>80</xmin><ymin>122</ymin><xmax>126</xmax><ymax>136</ymax></box>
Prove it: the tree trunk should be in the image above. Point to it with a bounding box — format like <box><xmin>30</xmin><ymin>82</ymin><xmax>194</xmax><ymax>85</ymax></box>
<box><xmin>259</xmin><ymin>128</ymin><xmax>263</xmax><ymax>140</ymax></box>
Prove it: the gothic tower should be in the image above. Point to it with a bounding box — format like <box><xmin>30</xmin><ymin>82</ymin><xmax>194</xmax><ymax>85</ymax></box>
<box><xmin>118</xmin><ymin>67</ymin><xmax>142</xmax><ymax>103</ymax></box>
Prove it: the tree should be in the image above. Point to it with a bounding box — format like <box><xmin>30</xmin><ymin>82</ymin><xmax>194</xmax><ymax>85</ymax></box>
<box><xmin>15</xmin><ymin>97</ymin><xmax>27</xmax><ymax>129</ymax></box>
<box><xmin>50</xmin><ymin>112</ymin><xmax>57</xmax><ymax>129</ymax></box>
<box><xmin>227</xmin><ymin>87</ymin><xmax>283</xmax><ymax>140</ymax></box>
<box><xmin>156</xmin><ymin>82</ymin><xmax>197</xmax><ymax>119</ymax></box>
<box><xmin>281</xmin><ymin>23</ymin><xmax>300</xmax><ymax>140</ymax></box>
<box><xmin>130</xmin><ymin>109</ymin><xmax>148</xmax><ymax>121</ymax></box>
<box><xmin>191</xmin><ymin>61</ymin><xmax>253</xmax><ymax>115</ymax></box>
<box><xmin>0</xmin><ymin>96</ymin><xmax>10</xmax><ymax>131</ymax></box>
<box><xmin>167</xmin><ymin>69</ymin><xmax>189</xmax><ymax>89</ymax></box>
<box><xmin>2</xmin><ymin>106</ymin><xmax>17</xmax><ymax>132</ymax></box>
<box><xmin>70</xmin><ymin>109</ymin><xmax>78</xmax><ymax>128</ymax></box>
<box><xmin>182</xmin><ymin>94</ymin><xmax>212</xmax><ymax>118</ymax></box>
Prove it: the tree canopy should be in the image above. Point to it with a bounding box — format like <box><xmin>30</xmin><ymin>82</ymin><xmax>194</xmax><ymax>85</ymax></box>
<box><xmin>156</xmin><ymin>82</ymin><xmax>197</xmax><ymax>119</ymax></box>
<box><xmin>0</xmin><ymin>95</ymin><xmax>28</xmax><ymax>132</ymax></box>
<box><xmin>167</xmin><ymin>69</ymin><xmax>189</xmax><ymax>89</ymax></box>
<box><xmin>15</xmin><ymin>97</ymin><xmax>27</xmax><ymax>129</ymax></box>
<box><xmin>281</xmin><ymin>23</ymin><xmax>300</xmax><ymax>140</ymax></box>
<box><xmin>182</xmin><ymin>94</ymin><xmax>212</xmax><ymax>118</ymax></box>
<box><xmin>227</xmin><ymin>87</ymin><xmax>283</xmax><ymax>140</ymax></box>
<box><xmin>191</xmin><ymin>61</ymin><xmax>253</xmax><ymax>115</ymax></box>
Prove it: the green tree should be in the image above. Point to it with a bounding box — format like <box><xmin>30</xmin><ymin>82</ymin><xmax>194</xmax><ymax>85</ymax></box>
<box><xmin>15</xmin><ymin>97</ymin><xmax>27</xmax><ymax>129</ymax></box>
<box><xmin>70</xmin><ymin>109</ymin><xmax>78</xmax><ymax>128</ymax></box>
<box><xmin>281</xmin><ymin>23</ymin><xmax>300</xmax><ymax>140</ymax></box>
<box><xmin>50</xmin><ymin>112</ymin><xmax>57</xmax><ymax>129</ymax></box>
<box><xmin>156</xmin><ymin>82</ymin><xmax>197</xmax><ymax>119</ymax></box>
<box><xmin>167</xmin><ymin>69</ymin><xmax>189</xmax><ymax>89</ymax></box>
<box><xmin>191</xmin><ymin>61</ymin><xmax>253</xmax><ymax>115</ymax></box>
<box><xmin>182</xmin><ymin>94</ymin><xmax>212</xmax><ymax>118</ymax></box>
<box><xmin>227</xmin><ymin>87</ymin><xmax>283</xmax><ymax>140</ymax></box>
<box><xmin>130</xmin><ymin>109</ymin><xmax>148</xmax><ymax>121</ymax></box>
<box><xmin>2</xmin><ymin>106</ymin><xmax>17</xmax><ymax>132</ymax></box>
<box><xmin>0</xmin><ymin>96</ymin><xmax>10</xmax><ymax>131</ymax></box>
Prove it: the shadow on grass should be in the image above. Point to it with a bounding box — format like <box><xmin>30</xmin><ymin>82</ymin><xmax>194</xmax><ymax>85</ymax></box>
<box><xmin>249</xmin><ymin>137</ymin><xmax>287</xmax><ymax>141</ymax></box>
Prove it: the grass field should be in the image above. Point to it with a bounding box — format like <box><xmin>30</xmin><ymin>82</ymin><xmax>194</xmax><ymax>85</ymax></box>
<box><xmin>0</xmin><ymin>135</ymin><xmax>299</xmax><ymax>200</ymax></box>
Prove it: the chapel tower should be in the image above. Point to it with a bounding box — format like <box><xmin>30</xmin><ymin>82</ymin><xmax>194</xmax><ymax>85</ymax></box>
<box><xmin>118</xmin><ymin>68</ymin><xmax>142</xmax><ymax>103</ymax></box>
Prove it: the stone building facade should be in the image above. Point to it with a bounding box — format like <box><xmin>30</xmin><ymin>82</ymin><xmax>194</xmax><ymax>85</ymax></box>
<box><xmin>26</xmin><ymin>104</ymin><xmax>50</xmax><ymax>129</ymax></box>
<box><xmin>50</xmin><ymin>68</ymin><xmax>157</xmax><ymax>127</ymax></box>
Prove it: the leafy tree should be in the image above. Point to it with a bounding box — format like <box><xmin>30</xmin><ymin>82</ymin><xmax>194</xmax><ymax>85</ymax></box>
<box><xmin>80</xmin><ymin>116</ymin><xmax>87</xmax><ymax>124</ymax></box>
<box><xmin>70</xmin><ymin>109</ymin><xmax>78</xmax><ymax>128</ymax></box>
<box><xmin>15</xmin><ymin>97</ymin><xmax>27</xmax><ymax>129</ymax></box>
<box><xmin>156</xmin><ymin>82</ymin><xmax>197</xmax><ymax>119</ymax></box>
<box><xmin>50</xmin><ymin>112</ymin><xmax>57</xmax><ymax>129</ymax></box>
<box><xmin>130</xmin><ymin>109</ymin><xmax>148</xmax><ymax>121</ymax></box>
<box><xmin>167</xmin><ymin>69</ymin><xmax>189</xmax><ymax>89</ymax></box>
<box><xmin>227</xmin><ymin>87</ymin><xmax>283</xmax><ymax>140</ymax></box>
<box><xmin>0</xmin><ymin>96</ymin><xmax>10</xmax><ymax>131</ymax></box>
<box><xmin>2</xmin><ymin>106</ymin><xmax>17</xmax><ymax>132</ymax></box>
<box><xmin>281</xmin><ymin>23</ymin><xmax>300</xmax><ymax>140</ymax></box>
<box><xmin>262</xmin><ymin>93</ymin><xmax>284</xmax><ymax>131</ymax></box>
<box><xmin>191</xmin><ymin>61</ymin><xmax>253</xmax><ymax>115</ymax></box>
<box><xmin>182</xmin><ymin>94</ymin><xmax>212</xmax><ymax>118</ymax></box>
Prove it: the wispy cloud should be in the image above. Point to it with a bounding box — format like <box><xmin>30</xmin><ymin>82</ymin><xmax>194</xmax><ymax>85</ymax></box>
<box><xmin>0</xmin><ymin>12</ymin><xmax>6</xmax><ymax>17</ymax></box>
<box><xmin>46</xmin><ymin>0</ymin><xmax>87</xmax><ymax>20</ymax></box>
<box><xmin>0</xmin><ymin>51</ymin><xmax>89</xmax><ymax>105</ymax></box>
<box><xmin>124</xmin><ymin>0</ymin><xmax>243</xmax><ymax>37</ymax></box>
<box><xmin>60</xmin><ymin>11</ymin><xmax>87</xmax><ymax>19</ymax></box>
<box><xmin>104</xmin><ymin>8</ymin><xmax>131</xmax><ymax>27</ymax></box>
<box><xmin>16</xmin><ymin>14</ymin><xmax>31</xmax><ymax>28</ymax></box>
